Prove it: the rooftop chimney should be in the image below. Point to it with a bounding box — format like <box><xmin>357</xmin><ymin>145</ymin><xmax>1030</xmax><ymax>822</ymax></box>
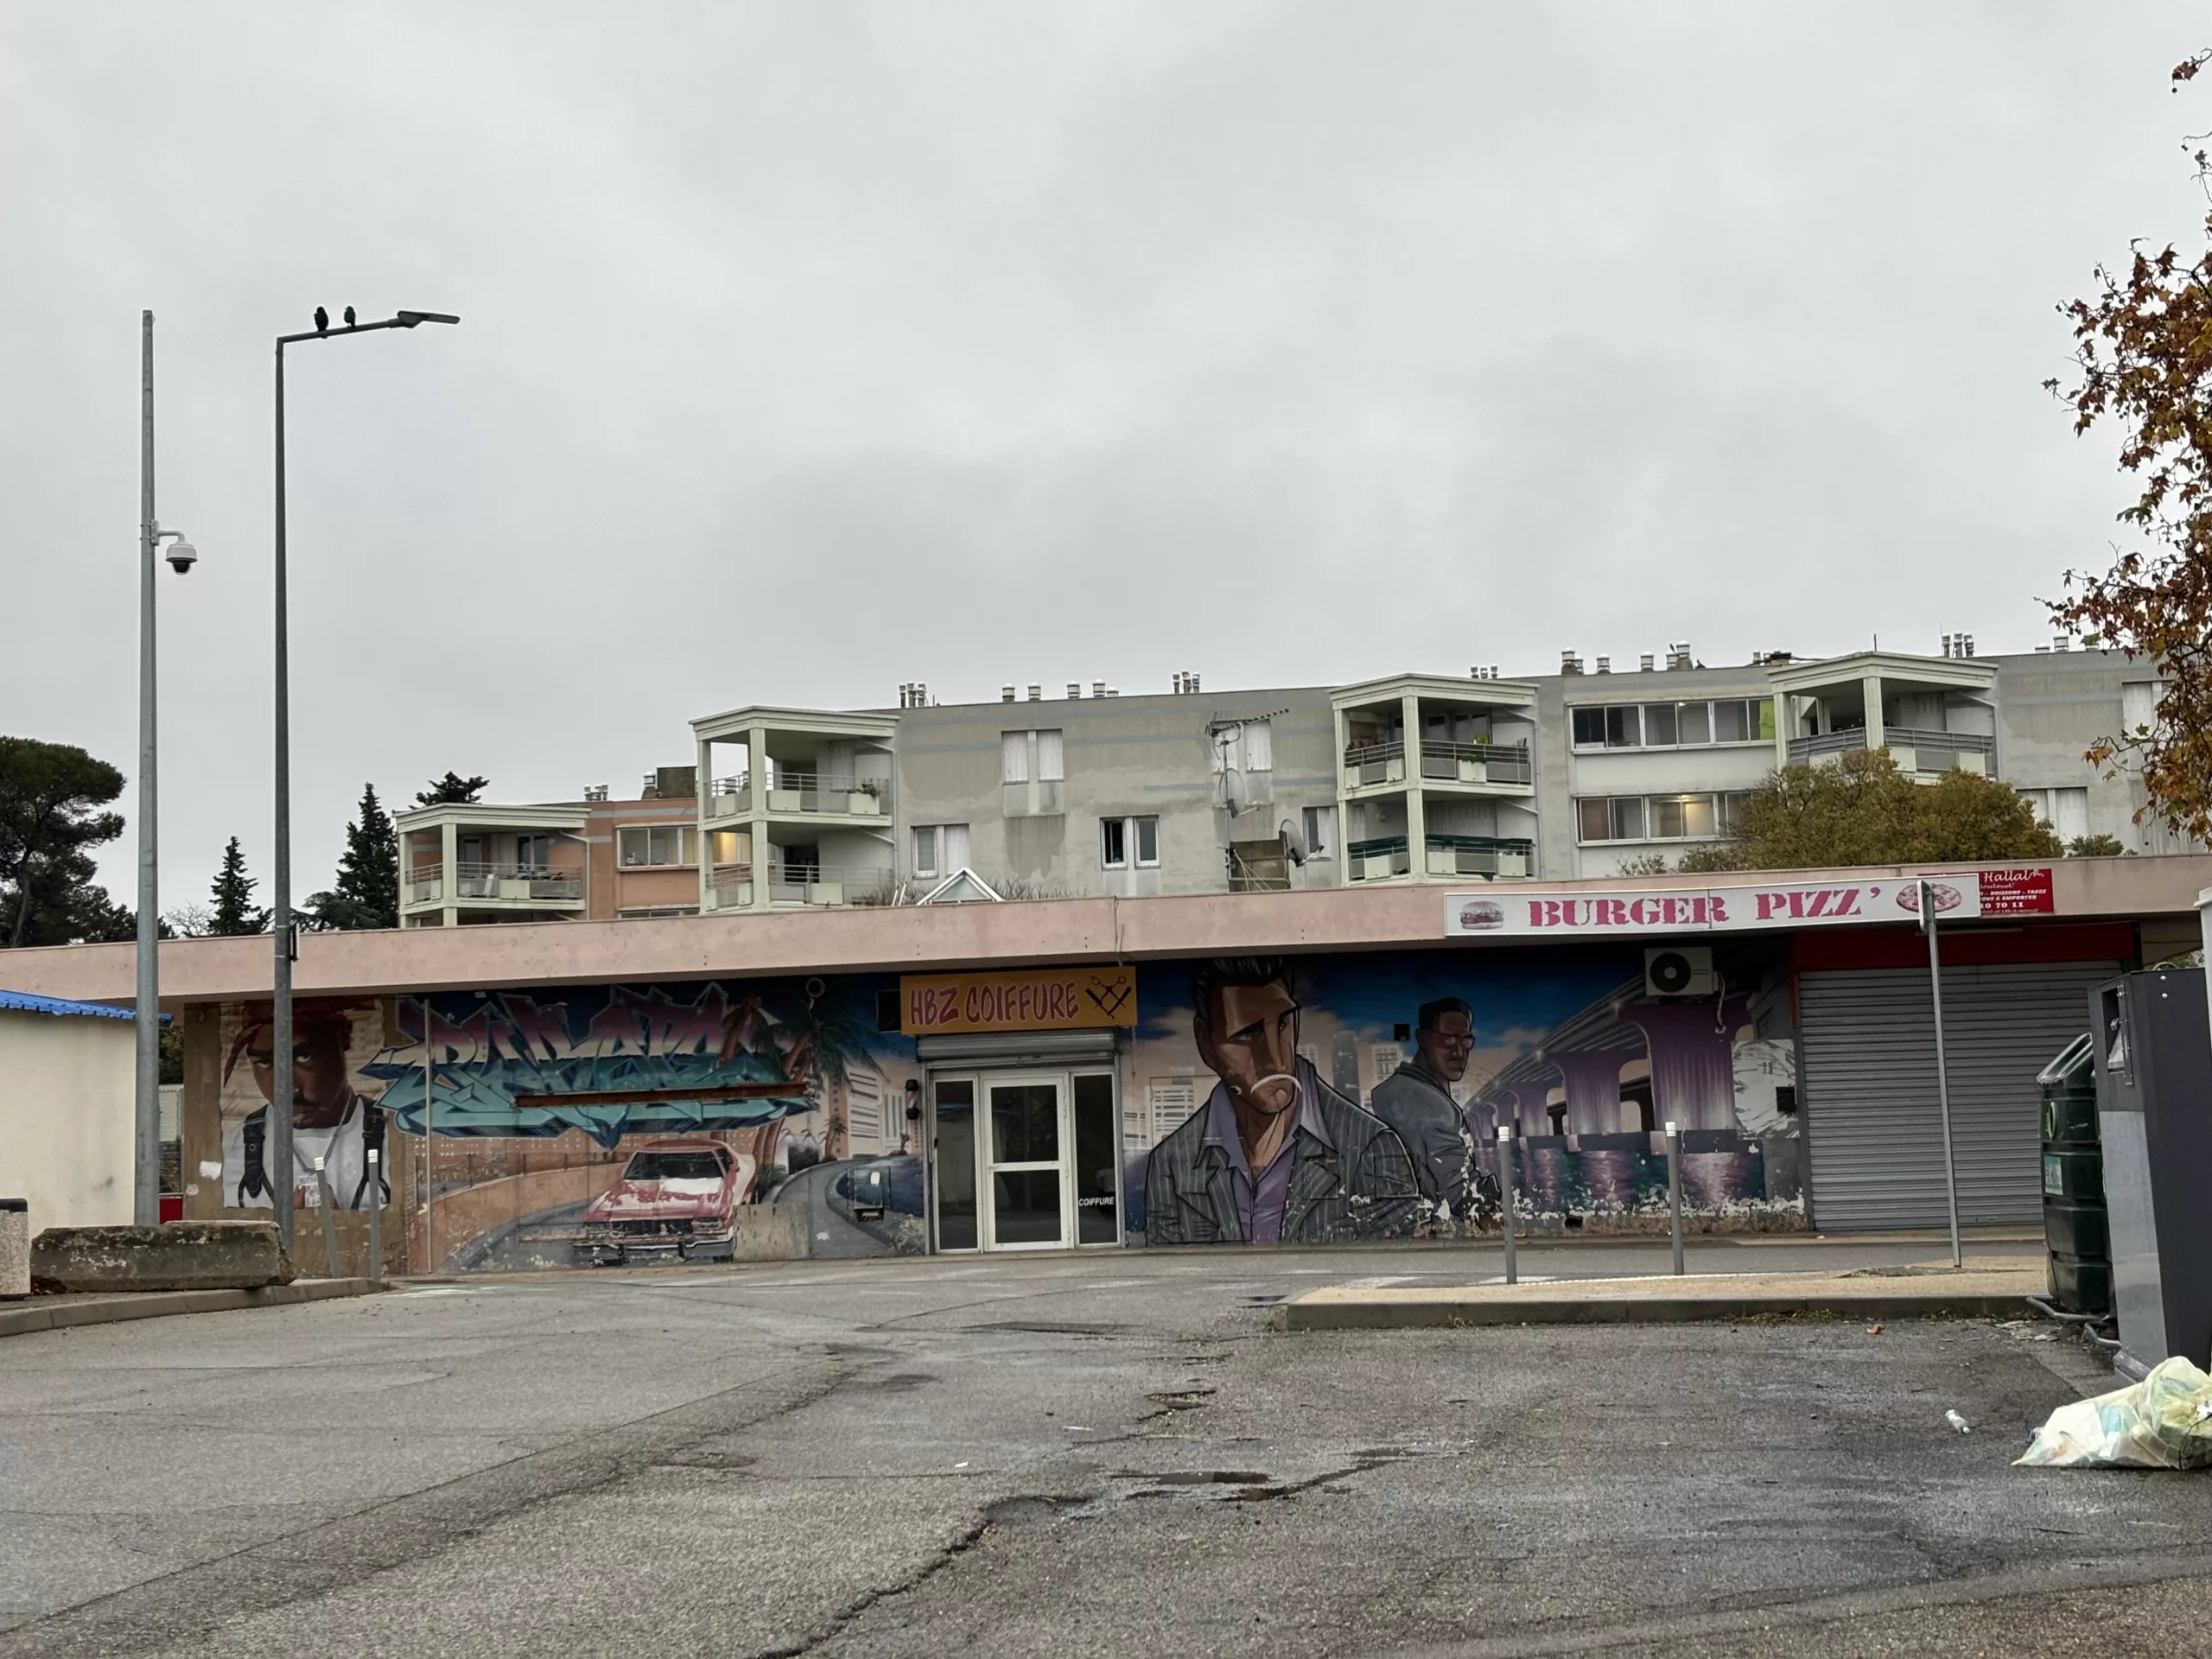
<box><xmin>1067</xmin><ymin>682</ymin><xmax>1082</xmax><ymax>699</ymax></box>
<box><xmin>1595</xmin><ymin>655</ymin><xmax>1611</xmax><ymax>674</ymax></box>
<box><xmin>1027</xmin><ymin>684</ymin><xmax>1041</xmax><ymax>702</ymax></box>
<box><xmin>1092</xmin><ymin>680</ymin><xmax>1107</xmax><ymax>698</ymax></box>
<box><xmin>1001</xmin><ymin>684</ymin><xmax>1015</xmax><ymax>702</ymax></box>
<box><xmin>584</xmin><ymin>784</ymin><xmax>609</xmax><ymax>803</ymax></box>
<box><xmin>1560</xmin><ymin>650</ymin><xmax>1583</xmax><ymax>675</ymax></box>
<box><xmin>1640</xmin><ymin>652</ymin><xmax>1656</xmax><ymax>672</ymax></box>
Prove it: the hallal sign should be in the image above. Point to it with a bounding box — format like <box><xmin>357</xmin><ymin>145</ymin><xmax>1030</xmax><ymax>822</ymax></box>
<box><xmin>1445</xmin><ymin>867</ymin><xmax>2055</xmax><ymax>938</ymax></box>
<box><xmin>898</xmin><ymin>966</ymin><xmax>1137</xmax><ymax>1034</ymax></box>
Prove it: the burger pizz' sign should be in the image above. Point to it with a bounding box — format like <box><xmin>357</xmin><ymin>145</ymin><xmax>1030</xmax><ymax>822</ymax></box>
<box><xmin>1442</xmin><ymin>869</ymin><xmax>2051</xmax><ymax>938</ymax></box>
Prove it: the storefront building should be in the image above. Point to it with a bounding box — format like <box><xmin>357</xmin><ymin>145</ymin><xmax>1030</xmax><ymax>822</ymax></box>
<box><xmin>6</xmin><ymin>855</ymin><xmax>2205</xmax><ymax>1273</ymax></box>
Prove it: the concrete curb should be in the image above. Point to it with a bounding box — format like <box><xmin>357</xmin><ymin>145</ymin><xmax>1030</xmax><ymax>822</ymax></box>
<box><xmin>0</xmin><ymin>1278</ymin><xmax>388</xmax><ymax>1339</ymax></box>
<box><xmin>1279</xmin><ymin>1291</ymin><xmax>2043</xmax><ymax>1331</ymax></box>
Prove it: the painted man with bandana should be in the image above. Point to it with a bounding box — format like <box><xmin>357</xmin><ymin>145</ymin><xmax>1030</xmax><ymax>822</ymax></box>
<box><xmin>1144</xmin><ymin>957</ymin><xmax>1418</xmax><ymax>1245</ymax></box>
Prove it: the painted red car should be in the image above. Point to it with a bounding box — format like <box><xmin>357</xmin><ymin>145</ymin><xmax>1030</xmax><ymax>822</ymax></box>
<box><xmin>580</xmin><ymin>1141</ymin><xmax>757</xmax><ymax>1267</ymax></box>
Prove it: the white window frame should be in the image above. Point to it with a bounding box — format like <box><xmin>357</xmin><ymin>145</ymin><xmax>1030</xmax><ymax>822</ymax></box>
<box><xmin>1574</xmin><ymin>792</ymin><xmax>1743</xmax><ymax>846</ymax></box>
<box><xmin>1302</xmin><ymin>804</ymin><xmax>1337</xmax><ymax>858</ymax></box>
<box><xmin>912</xmin><ymin>824</ymin><xmax>939</xmax><ymax>879</ymax></box>
<box><xmin>617</xmin><ymin>824</ymin><xmax>698</xmax><ymax>868</ymax></box>
<box><xmin>1100</xmin><ymin>815</ymin><xmax>1160</xmax><ymax>870</ymax></box>
<box><xmin>1568</xmin><ymin>698</ymin><xmax>1774</xmax><ymax>753</ymax></box>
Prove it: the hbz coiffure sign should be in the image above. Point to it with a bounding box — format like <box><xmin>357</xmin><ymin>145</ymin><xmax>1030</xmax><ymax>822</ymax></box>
<box><xmin>1443</xmin><ymin>868</ymin><xmax>2053</xmax><ymax>938</ymax></box>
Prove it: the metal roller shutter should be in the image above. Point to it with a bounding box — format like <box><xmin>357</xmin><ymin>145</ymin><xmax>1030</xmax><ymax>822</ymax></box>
<box><xmin>1800</xmin><ymin>960</ymin><xmax>2116</xmax><ymax>1231</ymax></box>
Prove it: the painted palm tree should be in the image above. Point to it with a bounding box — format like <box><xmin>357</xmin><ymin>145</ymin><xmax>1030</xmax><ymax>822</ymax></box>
<box><xmin>718</xmin><ymin>985</ymin><xmax>885</xmax><ymax>1165</ymax></box>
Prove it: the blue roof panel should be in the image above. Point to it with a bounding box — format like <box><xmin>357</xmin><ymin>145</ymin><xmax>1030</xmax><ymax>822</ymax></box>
<box><xmin>0</xmin><ymin>989</ymin><xmax>137</xmax><ymax>1020</ymax></box>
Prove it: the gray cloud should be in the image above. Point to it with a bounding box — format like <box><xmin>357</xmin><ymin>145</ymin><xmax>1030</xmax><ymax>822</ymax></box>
<box><xmin>0</xmin><ymin>0</ymin><xmax>2197</xmax><ymax>906</ymax></box>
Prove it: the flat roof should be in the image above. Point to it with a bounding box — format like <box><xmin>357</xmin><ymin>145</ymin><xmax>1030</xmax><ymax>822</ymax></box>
<box><xmin>1</xmin><ymin>855</ymin><xmax>2202</xmax><ymax>1008</ymax></box>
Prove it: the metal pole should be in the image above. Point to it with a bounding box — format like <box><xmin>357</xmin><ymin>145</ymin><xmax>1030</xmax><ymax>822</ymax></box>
<box><xmin>1666</xmin><ymin>1120</ymin><xmax>1684</xmax><ymax>1275</ymax></box>
<box><xmin>134</xmin><ymin>309</ymin><xmax>161</xmax><ymax>1228</ymax></box>
<box><xmin>1497</xmin><ymin>1124</ymin><xmax>1517</xmax><ymax>1286</ymax></box>
<box><xmin>365</xmin><ymin>1148</ymin><xmax>382</xmax><ymax>1283</ymax></box>
<box><xmin>1921</xmin><ymin>879</ymin><xmax>1963</xmax><ymax>1269</ymax></box>
<box><xmin>315</xmin><ymin>1156</ymin><xmax>338</xmax><ymax>1277</ymax></box>
<box><xmin>271</xmin><ymin>342</ymin><xmax>295</xmax><ymax>1256</ymax></box>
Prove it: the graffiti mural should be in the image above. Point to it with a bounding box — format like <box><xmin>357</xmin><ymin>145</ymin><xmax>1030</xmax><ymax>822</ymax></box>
<box><xmin>351</xmin><ymin>976</ymin><xmax>927</xmax><ymax>1270</ymax></box>
<box><xmin>1130</xmin><ymin>946</ymin><xmax>1802</xmax><ymax>1244</ymax></box>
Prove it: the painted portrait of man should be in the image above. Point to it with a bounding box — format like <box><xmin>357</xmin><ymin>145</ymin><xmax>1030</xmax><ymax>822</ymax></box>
<box><xmin>1369</xmin><ymin>996</ymin><xmax>1487</xmax><ymax>1232</ymax></box>
<box><xmin>1144</xmin><ymin>957</ymin><xmax>1417</xmax><ymax>1244</ymax></box>
<box><xmin>221</xmin><ymin>1000</ymin><xmax>385</xmax><ymax>1211</ymax></box>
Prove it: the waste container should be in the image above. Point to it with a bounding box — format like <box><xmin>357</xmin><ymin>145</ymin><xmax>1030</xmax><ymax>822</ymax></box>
<box><xmin>0</xmin><ymin>1198</ymin><xmax>28</xmax><ymax>1299</ymax></box>
<box><xmin>2038</xmin><ymin>1033</ymin><xmax>2109</xmax><ymax>1314</ymax></box>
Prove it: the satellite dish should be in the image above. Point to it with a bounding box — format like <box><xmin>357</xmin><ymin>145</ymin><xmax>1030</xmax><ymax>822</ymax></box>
<box><xmin>1279</xmin><ymin>818</ymin><xmax>1308</xmax><ymax>865</ymax></box>
<box><xmin>1223</xmin><ymin>767</ymin><xmax>1249</xmax><ymax>816</ymax></box>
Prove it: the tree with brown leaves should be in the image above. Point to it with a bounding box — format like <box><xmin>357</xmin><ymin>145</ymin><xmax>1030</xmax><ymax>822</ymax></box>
<box><xmin>2047</xmin><ymin>50</ymin><xmax>2212</xmax><ymax>844</ymax></box>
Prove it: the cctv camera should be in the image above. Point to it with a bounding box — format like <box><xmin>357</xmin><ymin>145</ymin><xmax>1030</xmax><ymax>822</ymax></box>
<box><xmin>165</xmin><ymin>539</ymin><xmax>198</xmax><ymax>575</ymax></box>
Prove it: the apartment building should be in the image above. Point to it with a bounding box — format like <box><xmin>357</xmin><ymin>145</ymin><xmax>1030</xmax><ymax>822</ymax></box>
<box><xmin>391</xmin><ymin>639</ymin><xmax>2188</xmax><ymax>924</ymax></box>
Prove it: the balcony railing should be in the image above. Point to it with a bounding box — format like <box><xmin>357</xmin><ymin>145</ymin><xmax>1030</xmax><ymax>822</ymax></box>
<box><xmin>405</xmin><ymin>874</ymin><xmax>442</xmax><ymax>905</ymax></box>
<box><xmin>753</xmin><ymin>772</ymin><xmax>893</xmax><ymax>817</ymax></box>
<box><xmin>1422</xmin><ymin>834</ymin><xmax>1534</xmax><ymax>880</ymax></box>
<box><xmin>1787</xmin><ymin>728</ymin><xmax>1996</xmax><ymax>775</ymax></box>
<box><xmin>706</xmin><ymin>772</ymin><xmax>752</xmax><ymax>818</ymax></box>
<box><xmin>1344</xmin><ymin>835</ymin><xmax>1535</xmax><ymax>882</ymax></box>
<box><xmin>1344</xmin><ymin>739</ymin><xmax>1532</xmax><ymax>789</ymax></box>
<box><xmin>453</xmin><ymin>862</ymin><xmax>584</xmax><ymax>901</ymax></box>
<box><xmin>705</xmin><ymin>861</ymin><xmax>894</xmax><ymax>909</ymax></box>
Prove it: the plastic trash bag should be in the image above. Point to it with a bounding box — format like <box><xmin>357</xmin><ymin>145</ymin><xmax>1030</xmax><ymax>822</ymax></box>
<box><xmin>2015</xmin><ymin>1357</ymin><xmax>2212</xmax><ymax>1470</ymax></box>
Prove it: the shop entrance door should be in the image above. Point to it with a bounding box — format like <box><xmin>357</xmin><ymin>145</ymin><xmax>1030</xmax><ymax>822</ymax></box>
<box><xmin>983</xmin><ymin>1074</ymin><xmax>1067</xmax><ymax>1249</ymax></box>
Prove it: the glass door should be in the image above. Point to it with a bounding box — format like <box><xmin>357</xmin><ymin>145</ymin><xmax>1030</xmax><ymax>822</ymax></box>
<box><xmin>983</xmin><ymin>1074</ymin><xmax>1069</xmax><ymax>1249</ymax></box>
<box><xmin>931</xmin><ymin>1077</ymin><xmax>979</xmax><ymax>1251</ymax></box>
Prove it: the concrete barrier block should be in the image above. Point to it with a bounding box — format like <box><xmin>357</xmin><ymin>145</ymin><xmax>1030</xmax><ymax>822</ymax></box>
<box><xmin>30</xmin><ymin>1221</ymin><xmax>296</xmax><ymax>1294</ymax></box>
<box><xmin>0</xmin><ymin>1200</ymin><xmax>29</xmax><ymax>1299</ymax></box>
<box><xmin>730</xmin><ymin>1205</ymin><xmax>809</xmax><ymax>1262</ymax></box>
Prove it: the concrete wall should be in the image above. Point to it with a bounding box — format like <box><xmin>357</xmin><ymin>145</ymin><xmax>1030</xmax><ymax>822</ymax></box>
<box><xmin>0</xmin><ymin>1009</ymin><xmax>134</xmax><ymax>1230</ymax></box>
<box><xmin>894</xmin><ymin>685</ymin><xmax>1344</xmax><ymax>897</ymax></box>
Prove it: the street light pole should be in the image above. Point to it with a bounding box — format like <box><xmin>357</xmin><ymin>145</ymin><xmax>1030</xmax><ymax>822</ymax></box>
<box><xmin>134</xmin><ymin>311</ymin><xmax>159</xmax><ymax>1227</ymax></box>
<box><xmin>1919</xmin><ymin>878</ymin><xmax>1963</xmax><ymax>1269</ymax></box>
<box><xmin>270</xmin><ymin>309</ymin><xmax>458</xmax><ymax>1255</ymax></box>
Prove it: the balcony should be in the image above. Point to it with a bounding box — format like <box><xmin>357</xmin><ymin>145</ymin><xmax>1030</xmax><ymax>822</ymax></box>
<box><xmin>1344</xmin><ymin>738</ymin><xmax>1533</xmax><ymax>791</ymax></box>
<box><xmin>1786</xmin><ymin>727</ymin><xmax>1996</xmax><ymax>777</ymax></box>
<box><xmin>454</xmin><ymin>862</ymin><xmax>585</xmax><ymax>902</ymax></box>
<box><xmin>705</xmin><ymin>861</ymin><xmax>893</xmax><ymax>910</ymax></box>
<box><xmin>1344</xmin><ymin>835</ymin><xmax>1534</xmax><ymax>883</ymax></box>
<box><xmin>707</xmin><ymin>770</ymin><xmax>891</xmax><ymax>820</ymax></box>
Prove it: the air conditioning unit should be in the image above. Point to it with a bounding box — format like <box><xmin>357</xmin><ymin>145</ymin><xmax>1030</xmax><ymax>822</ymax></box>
<box><xmin>1645</xmin><ymin>945</ymin><xmax>1717</xmax><ymax>999</ymax></box>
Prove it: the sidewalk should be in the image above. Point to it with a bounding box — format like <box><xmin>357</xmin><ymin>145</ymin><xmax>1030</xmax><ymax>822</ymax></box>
<box><xmin>1278</xmin><ymin>1254</ymin><xmax>2045</xmax><ymax>1331</ymax></box>
<box><xmin>0</xmin><ymin>1278</ymin><xmax>387</xmax><ymax>1340</ymax></box>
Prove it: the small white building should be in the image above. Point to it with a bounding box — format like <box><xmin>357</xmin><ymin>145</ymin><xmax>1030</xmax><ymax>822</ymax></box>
<box><xmin>0</xmin><ymin>990</ymin><xmax>136</xmax><ymax>1230</ymax></box>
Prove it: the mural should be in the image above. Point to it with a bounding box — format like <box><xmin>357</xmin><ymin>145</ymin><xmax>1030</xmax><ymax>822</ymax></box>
<box><xmin>195</xmin><ymin>944</ymin><xmax>1804</xmax><ymax>1270</ymax></box>
<box><xmin>356</xmin><ymin>977</ymin><xmax>925</xmax><ymax>1269</ymax></box>
<box><xmin>1130</xmin><ymin>946</ymin><xmax>1802</xmax><ymax>1244</ymax></box>
<box><xmin>218</xmin><ymin>998</ymin><xmax>391</xmax><ymax>1212</ymax></box>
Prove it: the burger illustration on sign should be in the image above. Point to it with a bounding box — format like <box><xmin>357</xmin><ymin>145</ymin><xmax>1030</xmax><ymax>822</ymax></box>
<box><xmin>1457</xmin><ymin>899</ymin><xmax>1506</xmax><ymax>931</ymax></box>
<box><xmin>1895</xmin><ymin>881</ymin><xmax>1965</xmax><ymax>916</ymax></box>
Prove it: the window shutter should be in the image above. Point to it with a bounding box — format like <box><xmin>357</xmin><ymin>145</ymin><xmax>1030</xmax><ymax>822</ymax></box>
<box><xmin>1243</xmin><ymin>720</ymin><xmax>1273</xmax><ymax>772</ymax></box>
<box><xmin>944</xmin><ymin>823</ymin><xmax>971</xmax><ymax>870</ymax></box>
<box><xmin>1001</xmin><ymin>732</ymin><xmax>1029</xmax><ymax>784</ymax></box>
<box><xmin>1037</xmin><ymin>728</ymin><xmax>1065</xmax><ymax>781</ymax></box>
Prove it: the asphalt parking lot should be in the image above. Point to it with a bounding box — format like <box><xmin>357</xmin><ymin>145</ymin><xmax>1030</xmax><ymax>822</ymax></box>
<box><xmin>2</xmin><ymin>1239</ymin><xmax>2204</xmax><ymax>1657</ymax></box>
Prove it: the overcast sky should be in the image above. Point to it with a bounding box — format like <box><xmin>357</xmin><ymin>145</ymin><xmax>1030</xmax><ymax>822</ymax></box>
<box><xmin>1</xmin><ymin>2</ymin><xmax>2202</xmax><ymax>910</ymax></box>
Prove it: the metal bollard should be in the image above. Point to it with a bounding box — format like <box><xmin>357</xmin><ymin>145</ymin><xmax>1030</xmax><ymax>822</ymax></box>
<box><xmin>1666</xmin><ymin>1120</ymin><xmax>1684</xmax><ymax>1277</ymax></box>
<box><xmin>315</xmin><ymin>1156</ymin><xmax>339</xmax><ymax>1279</ymax></box>
<box><xmin>1497</xmin><ymin>1124</ymin><xmax>1517</xmax><ymax>1286</ymax></box>
<box><xmin>365</xmin><ymin>1148</ymin><xmax>382</xmax><ymax>1284</ymax></box>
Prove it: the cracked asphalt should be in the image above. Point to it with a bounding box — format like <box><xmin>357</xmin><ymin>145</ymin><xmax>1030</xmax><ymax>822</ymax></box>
<box><xmin>3</xmin><ymin>1238</ymin><xmax>2208</xmax><ymax>1656</ymax></box>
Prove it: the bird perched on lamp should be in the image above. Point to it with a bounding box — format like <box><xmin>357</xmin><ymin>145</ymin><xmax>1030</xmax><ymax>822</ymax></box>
<box><xmin>313</xmin><ymin>306</ymin><xmax>328</xmax><ymax>334</ymax></box>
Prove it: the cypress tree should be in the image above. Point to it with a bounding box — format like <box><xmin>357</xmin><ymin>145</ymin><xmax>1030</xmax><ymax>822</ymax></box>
<box><xmin>306</xmin><ymin>784</ymin><xmax>400</xmax><ymax>930</ymax></box>
<box><xmin>207</xmin><ymin>837</ymin><xmax>270</xmax><ymax>936</ymax></box>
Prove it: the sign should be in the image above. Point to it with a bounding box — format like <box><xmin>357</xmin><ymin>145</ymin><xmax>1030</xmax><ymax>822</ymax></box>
<box><xmin>899</xmin><ymin>967</ymin><xmax>1136</xmax><ymax>1035</ymax></box>
<box><xmin>1445</xmin><ymin>874</ymin><xmax>2006</xmax><ymax>938</ymax></box>
<box><xmin>1974</xmin><ymin>865</ymin><xmax>2056</xmax><ymax>916</ymax></box>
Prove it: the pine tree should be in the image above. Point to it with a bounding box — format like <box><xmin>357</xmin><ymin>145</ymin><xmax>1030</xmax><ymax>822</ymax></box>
<box><xmin>415</xmin><ymin>772</ymin><xmax>489</xmax><ymax>806</ymax></box>
<box><xmin>207</xmin><ymin>837</ymin><xmax>270</xmax><ymax>936</ymax></box>
<box><xmin>305</xmin><ymin>784</ymin><xmax>399</xmax><ymax>930</ymax></box>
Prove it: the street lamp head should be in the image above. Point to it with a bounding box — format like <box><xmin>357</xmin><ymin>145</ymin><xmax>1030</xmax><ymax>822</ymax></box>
<box><xmin>164</xmin><ymin>537</ymin><xmax>198</xmax><ymax>575</ymax></box>
<box><xmin>394</xmin><ymin>310</ymin><xmax>460</xmax><ymax>328</ymax></box>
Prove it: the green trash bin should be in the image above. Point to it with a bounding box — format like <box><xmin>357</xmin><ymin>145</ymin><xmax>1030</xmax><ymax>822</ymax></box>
<box><xmin>2037</xmin><ymin>1033</ymin><xmax>2109</xmax><ymax>1314</ymax></box>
